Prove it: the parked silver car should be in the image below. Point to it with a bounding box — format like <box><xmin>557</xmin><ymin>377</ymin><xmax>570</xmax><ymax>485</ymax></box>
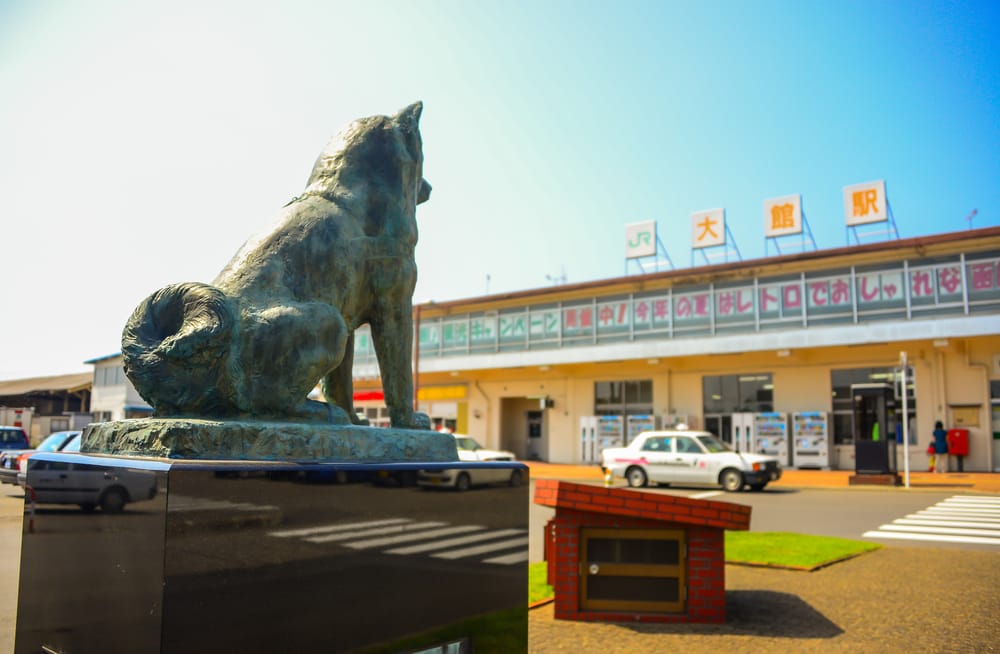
<box><xmin>417</xmin><ymin>434</ymin><xmax>522</xmax><ymax>491</ymax></box>
<box><xmin>23</xmin><ymin>451</ymin><xmax>158</xmax><ymax>513</ymax></box>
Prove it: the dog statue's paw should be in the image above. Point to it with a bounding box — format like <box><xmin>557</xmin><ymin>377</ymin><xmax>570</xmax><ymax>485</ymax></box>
<box><xmin>411</xmin><ymin>412</ymin><xmax>432</xmax><ymax>430</ymax></box>
<box><xmin>390</xmin><ymin>411</ymin><xmax>432</xmax><ymax>430</ymax></box>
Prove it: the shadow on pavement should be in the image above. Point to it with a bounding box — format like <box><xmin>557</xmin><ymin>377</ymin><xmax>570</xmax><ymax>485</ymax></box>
<box><xmin>620</xmin><ymin>590</ymin><xmax>843</xmax><ymax>639</ymax></box>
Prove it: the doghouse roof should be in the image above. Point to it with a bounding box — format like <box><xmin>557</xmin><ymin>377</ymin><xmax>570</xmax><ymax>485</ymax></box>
<box><xmin>533</xmin><ymin>479</ymin><xmax>751</xmax><ymax>531</ymax></box>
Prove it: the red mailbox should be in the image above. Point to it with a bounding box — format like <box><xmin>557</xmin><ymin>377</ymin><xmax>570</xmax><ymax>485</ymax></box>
<box><xmin>947</xmin><ymin>429</ymin><xmax>969</xmax><ymax>457</ymax></box>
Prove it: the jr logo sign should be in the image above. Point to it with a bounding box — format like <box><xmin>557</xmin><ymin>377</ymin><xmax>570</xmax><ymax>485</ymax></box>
<box><xmin>625</xmin><ymin>221</ymin><xmax>657</xmax><ymax>259</ymax></box>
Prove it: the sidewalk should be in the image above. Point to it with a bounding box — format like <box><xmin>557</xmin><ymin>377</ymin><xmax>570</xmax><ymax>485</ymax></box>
<box><xmin>523</xmin><ymin>461</ymin><xmax>1000</xmax><ymax>493</ymax></box>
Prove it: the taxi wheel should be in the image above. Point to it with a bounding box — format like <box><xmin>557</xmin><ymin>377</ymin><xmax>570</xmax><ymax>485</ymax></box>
<box><xmin>720</xmin><ymin>469</ymin><xmax>744</xmax><ymax>492</ymax></box>
<box><xmin>509</xmin><ymin>469</ymin><xmax>523</xmax><ymax>487</ymax></box>
<box><xmin>625</xmin><ymin>466</ymin><xmax>648</xmax><ymax>488</ymax></box>
<box><xmin>455</xmin><ymin>472</ymin><xmax>471</xmax><ymax>492</ymax></box>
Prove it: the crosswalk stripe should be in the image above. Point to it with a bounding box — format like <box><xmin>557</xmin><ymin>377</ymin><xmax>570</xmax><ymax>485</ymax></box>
<box><xmin>484</xmin><ymin>550</ymin><xmax>530</xmax><ymax>565</ymax></box>
<box><xmin>862</xmin><ymin>531</ymin><xmax>1000</xmax><ymax>545</ymax></box>
<box><xmin>877</xmin><ymin>524</ymin><xmax>1000</xmax><ymax>538</ymax></box>
<box><xmin>433</xmin><ymin>536</ymin><xmax>529</xmax><ymax>560</ymax></box>
<box><xmin>306</xmin><ymin>521</ymin><xmax>447</xmax><ymax>544</ymax></box>
<box><xmin>941</xmin><ymin>496</ymin><xmax>1000</xmax><ymax>504</ymax></box>
<box><xmin>918</xmin><ymin>507</ymin><xmax>1000</xmax><ymax>517</ymax></box>
<box><xmin>908</xmin><ymin>512</ymin><xmax>1000</xmax><ymax>524</ymax></box>
<box><xmin>270</xmin><ymin>518</ymin><xmax>410</xmax><ymax>538</ymax></box>
<box><xmin>387</xmin><ymin>528</ymin><xmax>524</xmax><ymax>555</ymax></box>
<box><xmin>897</xmin><ymin>518</ymin><xmax>1000</xmax><ymax>529</ymax></box>
<box><xmin>344</xmin><ymin>525</ymin><xmax>484</xmax><ymax>549</ymax></box>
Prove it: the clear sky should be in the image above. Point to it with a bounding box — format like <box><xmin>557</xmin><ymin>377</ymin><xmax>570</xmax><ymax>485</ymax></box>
<box><xmin>1</xmin><ymin>0</ymin><xmax>998</xmax><ymax>380</ymax></box>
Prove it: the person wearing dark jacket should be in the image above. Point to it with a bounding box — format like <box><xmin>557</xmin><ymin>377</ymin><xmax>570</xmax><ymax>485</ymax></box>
<box><xmin>932</xmin><ymin>421</ymin><xmax>949</xmax><ymax>473</ymax></box>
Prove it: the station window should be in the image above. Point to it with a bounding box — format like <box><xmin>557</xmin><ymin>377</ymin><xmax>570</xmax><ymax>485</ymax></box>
<box><xmin>594</xmin><ymin>380</ymin><xmax>652</xmax><ymax>416</ymax></box>
<box><xmin>701</xmin><ymin>373</ymin><xmax>773</xmax><ymax>441</ymax></box>
<box><xmin>702</xmin><ymin>374</ymin><xmax>773</xmax><ymax>415</ymax></box>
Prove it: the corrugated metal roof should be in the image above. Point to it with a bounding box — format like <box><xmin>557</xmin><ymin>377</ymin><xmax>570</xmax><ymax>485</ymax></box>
<box><xmin>0</xmin><ymin>372</ymin><xmax>93</xmax><ymax>396</ymax></box>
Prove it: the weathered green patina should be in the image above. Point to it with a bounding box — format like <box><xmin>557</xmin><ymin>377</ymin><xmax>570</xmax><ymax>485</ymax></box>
<box><xmin>84</xmin><ymin>419</ymin><xmax>456</xmax><ymax>462</ymax></box>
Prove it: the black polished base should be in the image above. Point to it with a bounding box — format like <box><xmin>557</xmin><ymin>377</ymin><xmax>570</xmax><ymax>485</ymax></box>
<box><xmin>16</xmin><ymin>455</ymin><xmax>529</xmax><ymax>654</ymax></box>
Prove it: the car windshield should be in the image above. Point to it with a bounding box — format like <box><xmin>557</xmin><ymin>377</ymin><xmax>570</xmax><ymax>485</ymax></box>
<box><xmin>62</xmin><ymin>435</ymin><xmax>81</xmax><ymax>453</ymax></box>
<box><xmin>455</xmin><ymin>437</ymin><xmax>481</xmax><ymax>451</ymax></box>
<box><xmin>696</xmin><ymin>434</ymin><xmax>731</xmax><ymax>453</ymax></box>
<box><xmin>36</xmin><ymin>433</ymin><xmax>67</xmax><ymax>452</ymax></box>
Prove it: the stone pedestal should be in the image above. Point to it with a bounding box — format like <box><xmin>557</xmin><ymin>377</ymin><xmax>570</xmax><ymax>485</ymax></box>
<box><xmin>15</xmin><ymin>454</ymin><xmax>528</xmax><ymax>654</ymax></box>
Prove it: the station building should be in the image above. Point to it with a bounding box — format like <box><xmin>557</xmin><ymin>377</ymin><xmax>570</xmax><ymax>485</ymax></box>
<box><xmin>351</xmin><ymin>226</ymin><xmax>1000</xmax><ymax>473</ymax></box>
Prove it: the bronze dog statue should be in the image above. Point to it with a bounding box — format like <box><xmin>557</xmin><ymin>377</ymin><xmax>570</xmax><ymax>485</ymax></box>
<box><xmin>122</xmin><ymin>103</ymin><xmax>431</xmax><ymax>428</ymax></box>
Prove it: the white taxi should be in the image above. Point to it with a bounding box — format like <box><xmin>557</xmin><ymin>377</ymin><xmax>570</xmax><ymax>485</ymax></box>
<box><xmin>601</xmin><ymin>429</ymin><xmax>781</xmax><ymax>492</ymax></box>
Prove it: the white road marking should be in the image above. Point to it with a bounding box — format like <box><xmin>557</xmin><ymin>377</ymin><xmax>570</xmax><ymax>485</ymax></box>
<box><xmin>344</xmin><ymin>525</ymin><xmax>484</xmax><ymax>549</ymax></box>
<box><xmin>862</xmin><ymin>531</ymin><xmax>1000</xmax><ymax>546</ymax></box>
<box><xmin>864</xmin><ymin>495</ymin><xmax>1000</xmax><ymax>547</ymax></box>
<box><xmin>689</xmin><ymin>491</ymin><xmax>723</xmax><ymax>499</ymax></box>
<box><xmin>387</xmin><ymin>528</ymin><xmax>522</xmax><ymax>555</ymax></box>
<box><xmin>269</xmin><ymin>518</ymin><xmax>410</xmax><ymax>538</ymax></box>
<box><xmin>269</xmin><ymin>518</ymin><xmax>529</xmax><ymax>564</ymax></box>
<box><xmin>433</xmin><ymin>536</ymin><xmax>530</xmax><ymax>560</ymax></box>
<box><xmin>484</xmin><ymin>549</ymin><xmax>530</xmax><ymax>565</ymax></box>
<box><xmin>306</xmin><ymin>521</ymin><xmax>447</xmax><ymax>544</ymax></box>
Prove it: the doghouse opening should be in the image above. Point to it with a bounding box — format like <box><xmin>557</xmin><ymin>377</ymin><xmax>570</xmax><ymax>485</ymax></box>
<box><xmin>580</xmin><ymin>527</ymin><xmax>686</xmax><ymax>613</ymax></box>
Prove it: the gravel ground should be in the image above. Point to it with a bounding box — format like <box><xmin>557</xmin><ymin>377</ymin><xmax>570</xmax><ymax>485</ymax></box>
<box><xmin>529</xmin><ymin>547</ymin><xmax>1000</xmax><ymax>653</ymax></box>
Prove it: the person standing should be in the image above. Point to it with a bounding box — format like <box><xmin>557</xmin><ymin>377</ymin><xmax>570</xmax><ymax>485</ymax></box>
<box><xmin>932</xmin><ymin>421</ymin><xmax>949</xmax><ymax>473</ymax></box>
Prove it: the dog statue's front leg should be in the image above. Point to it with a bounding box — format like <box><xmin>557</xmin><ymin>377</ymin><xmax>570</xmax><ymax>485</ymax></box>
<box><xmin>371</xmin><ymin>299</ymin><xmax>430</xmax><ymax>430</ymax></box>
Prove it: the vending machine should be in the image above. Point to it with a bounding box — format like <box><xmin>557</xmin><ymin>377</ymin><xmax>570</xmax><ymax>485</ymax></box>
<box><xmin>793</xmin><ymin>412</ymin><xmax>829</xmax><ymax>468</ymax></box>
<box><xmin>730</xmin><ymin>413</ymin><xmax>756</xmax><ymax>453</ymax></box>
<box><xmin>579</xmin><ymin>416</ymin><xmax>598</xmax><ymax>463</ymax></box>
<box><xmin>626</xmin><ymin>414</ymin><xmax>659</xmax><ymax>444</ymax></box>
<box><xmin>754</xmin><ymin>412</ymin><xmax>789</xmax><ymax>467</ymax></box>
<box><xmin>597</xmin><ymin>415</ymin><xmax>625</xmax><ymax>452</ymax></box>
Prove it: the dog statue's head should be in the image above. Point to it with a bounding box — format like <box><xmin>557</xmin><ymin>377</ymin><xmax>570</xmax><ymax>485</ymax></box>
<box><xmin>303</xmin><ymin>102</ymin><xmax>431</xmax><ymax>231</ymax></box>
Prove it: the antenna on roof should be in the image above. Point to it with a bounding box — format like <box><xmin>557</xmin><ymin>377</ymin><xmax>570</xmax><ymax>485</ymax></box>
<box><xmin>966</xmin><ymin>209</ymin><xmax>978</xmax><ymax>230</ymax></box>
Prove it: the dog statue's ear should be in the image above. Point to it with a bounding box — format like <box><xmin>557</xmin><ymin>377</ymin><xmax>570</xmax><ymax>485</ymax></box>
<box><xmin>395</xmin><ymin>102</ymin><xmax>423</xmax><ymax>131</ymax></box>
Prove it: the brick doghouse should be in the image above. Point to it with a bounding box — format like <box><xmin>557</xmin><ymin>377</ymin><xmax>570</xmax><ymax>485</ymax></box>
<box><xmin>534</xmin><ymin>479</ymin><xmax>751</xmax><ymax>623</ymax></box>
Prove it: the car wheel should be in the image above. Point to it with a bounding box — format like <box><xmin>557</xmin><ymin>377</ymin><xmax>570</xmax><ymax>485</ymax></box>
<box><xmin>455</xmin><ymin>472</ymin><xmax>471</xmax><ymax>492</ymax></box>
<box><xmin>100</xmin><ymin>487</ymin><xmax>127</xmax><ymax>513</ymax></box>
<box><xmin>625</xmin><ymin>466</ymin><xmax>648</xmax><ymax>488</ymax></box>
<box><xmin>748</xmin><ymin>482</ymin><xmax>767</xmax><ymax>492</ymax></box>
<box><xmin>720</xmin><ymin>469</ymin><xmax>744</xmax><ymax>492</ymax></box>
<box><xmin>508</xmin><ymin>469</ymin><xmax>524</xmax><ymax>487</ymax></box>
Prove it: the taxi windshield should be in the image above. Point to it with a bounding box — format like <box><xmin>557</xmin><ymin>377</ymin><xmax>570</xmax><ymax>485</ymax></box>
<box><xmin>696</xmin><ymin>434</ymin><xmax>731</xmax><ymax>453</ymax></box>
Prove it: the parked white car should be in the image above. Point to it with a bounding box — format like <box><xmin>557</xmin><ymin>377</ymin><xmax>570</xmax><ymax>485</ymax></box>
<box><xmin>601</xmin><ymin>429</ymin><xmax>782</xmax><ymax>492</ymax></box>
<box><xmin>417</xmin><ymin>434</ymin><xmax>522</xmax><ymax>491</ymax></box>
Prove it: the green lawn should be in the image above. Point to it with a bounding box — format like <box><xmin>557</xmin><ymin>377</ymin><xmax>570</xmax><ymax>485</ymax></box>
<box><xmin>724</xmin><ymin>530</ymin><xmax>881</xmax><ymax>570</ymax></box>
<box><xmin>529</xmin><ymin>531</ymin><xmax>880</xmax><ymax>603</ymax></box>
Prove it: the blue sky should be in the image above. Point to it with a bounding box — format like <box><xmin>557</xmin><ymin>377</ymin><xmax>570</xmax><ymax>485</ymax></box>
<box><xmin>1</xmin><ymin>0</ymin><xmax>997</xmax><ymax>380</ymax></box>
